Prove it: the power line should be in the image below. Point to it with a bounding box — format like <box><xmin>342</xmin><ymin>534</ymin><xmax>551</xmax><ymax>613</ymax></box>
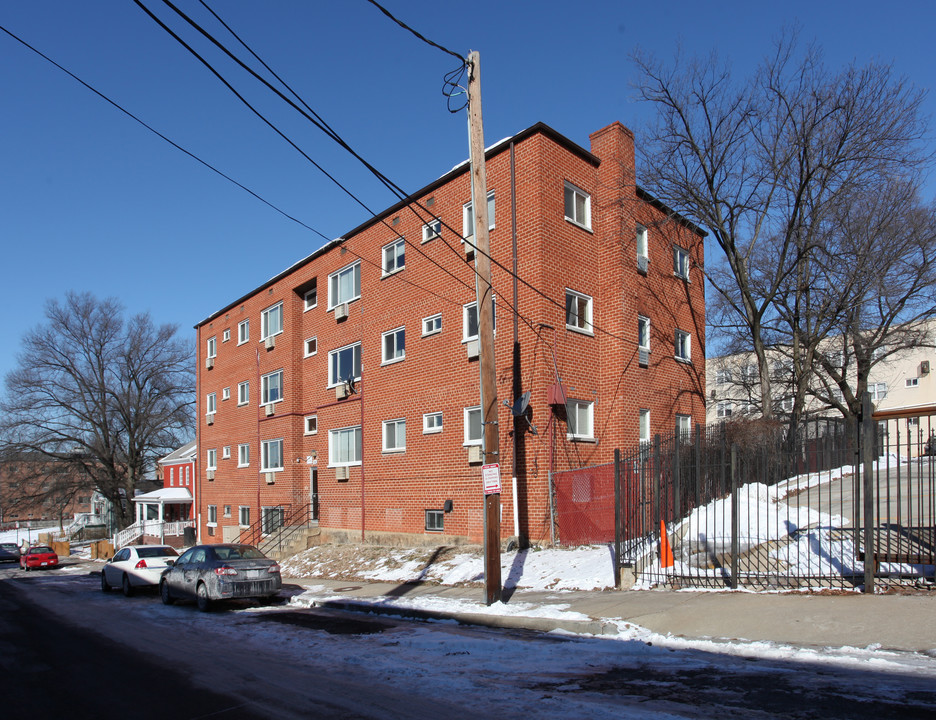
<box><xmin>363</xmin><ymin>0</ymin><xmax>465</xmax><ymax>63</ymax></box>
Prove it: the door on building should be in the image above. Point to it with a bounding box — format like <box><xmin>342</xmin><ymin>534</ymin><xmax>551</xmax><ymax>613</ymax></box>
<box><xmin>310</xmin><ymin>468</ymin><xmax>319</xmax><ymax>522</ymax></box>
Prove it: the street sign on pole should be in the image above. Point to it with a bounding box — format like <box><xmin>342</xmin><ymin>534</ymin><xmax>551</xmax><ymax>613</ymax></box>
<box><xmin>482</xmin><ymin>463</ymin><xmax>501</xmax><ymax>495</ymax></box>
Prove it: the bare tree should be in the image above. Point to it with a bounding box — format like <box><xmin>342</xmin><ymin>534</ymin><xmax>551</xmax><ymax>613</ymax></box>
<box><xmin>0</xmin><ymin>292</ymin><xmax>194</xmax><ymax>529</ymax></box>
<box><xmin>633</xmin><ymin>32</ymin><xmax>930</xmax><ymax>437</ymax></box>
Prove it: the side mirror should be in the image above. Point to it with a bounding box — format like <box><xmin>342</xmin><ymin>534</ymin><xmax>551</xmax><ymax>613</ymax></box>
<box><xmin>165</xmin><ymin>559</ymin><xmax>175</xmax><ymax>567</ymax></box>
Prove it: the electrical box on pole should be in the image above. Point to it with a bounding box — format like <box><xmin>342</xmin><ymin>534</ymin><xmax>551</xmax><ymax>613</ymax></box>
<box><xmin>467</xmin><ymin>50</ymin><xmax>502</xmax><ymax>605</ymax></box>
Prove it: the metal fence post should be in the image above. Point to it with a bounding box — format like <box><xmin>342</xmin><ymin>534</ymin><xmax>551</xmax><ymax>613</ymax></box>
<box><xmin>614</xmin><ymin>448</ymin><xmax>621</xmax><ymax>589</ymax></box>
<box><xmin>731</xmin><ymin>443</ymin><xmax>739</xmax><ymax>590</ymax></box>
<box><xmin>862</xmin><ymin>392</ymin><xmax>875</xmax><ymax>593</ymax></box>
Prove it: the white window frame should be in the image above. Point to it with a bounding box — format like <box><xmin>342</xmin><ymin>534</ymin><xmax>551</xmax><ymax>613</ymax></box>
<box><xmin>206</xmin><ymin>392</ymin><xmax>217</xmax><ymax>416</ymax></box>
<box><xmin>563</xmin><ymin>182</ymin><xmax>591</xmax><ymax>231</ymax></box>
<box><xmin>463</xmin><ymin>191</ymin><xmax>496</xmax><ymax>239</ymax></box>
<box><xmin>905</xmin><ymin>378</ymin><xmax>919</xmax><ymax>389</ymax></box>
<box><xmin>638</xmin><ymin>315</ymin><xmax>650</xmax><ymax>351</ymax></box>
<box><xmin>565</xmin><ymin>289</ymin><xmax>593</xmax><ymax>335</ymax></box>
<box><xmin>237</xmin><ymin>443</ymin><xmax>250</xmax><ymax>467</ymax></box>
<box><xmin>304</xmin><ymin>414</ymin><xmax>318</xmax><ymax>435</ymax></box>
<box><xmin>873</xmin><ymin>382</ymin><xmax>888</xmax><ymax>400</ymax></box>
<box><xmin>639</xmin><ymin>409</ymin><xmax>650</xmax><ymax>445</ymax></box>
<box><xmin>676</xmin><ymin>414</ymin><xmax>691</xmax><ymax>437</ymax></box>
<box><xmin>381</xmin><ymin>327</ymin><xmax>405</xmax><ymax>365</ymax></box>
<box><xmin>221</xmin><ymin>387</ymin><xmax>230</xmax><ymax>401</ymax></box>
<box><xmin>328</xmin><ymin>342</ymin><xmax>362</xmax><ymax>387</ymax></box>
<box><xmin>675</xmin><ymin>330</ymin><xmax>691</xmax><ymax>362</ymax></box>
<box><xmin>260</xmin><ymin>438</ymin><xmax>284</xmax><ymax>472</ymax></box>
<box><xmin>382</xmin><ymin>238</ymin><xmax>405</xmax><ymax>276</ymax></box>
<box><xmin>566</xmin><ymin>399</ymin><xmax>594</xmax><ymax>441</ymax></box>
<box><xmin>207</xmin><ymin>336</ymin><xmax>217</xmax><ymax>359</ymax></box>
<box><xmin>422</xmin><ymin>219</ymin><xmax>441</xmax><ymax>243</ymax></box>
<box><xmin>261</xmin><ymin>302</ymin><xmax>283</xmax><ymax>341</ymax></box>
<box><xmin>422</xmin><ymin>314</ymin><xmax>442</xmax><ymax>337</ymax></box>
<box><xmin>261</xmin><ymin>369</ymin><xmax>284</xmax><ymax>405</ymax></box>
<box><xmin>715</xmin><ymin>370</ymin><xmax>731</xmax><ymax>386</ymax></box>
<box><xmin>717</xmin><ymin>402</ymin><xmax>734</xmax><ymax>419</ymax></box>
<box><xmin>304</xmin><ymin>285</ymin><xmax>318</xmax><ymax>312</ymax></box>
<box><xmin>636</xmin><ymin>224</ymin><xmax>648</xmax><ymax>262</ymax></box>
<box><xmin>237</xmin><ymin>319</ymin><xmax>249</xmax><ymax>345</ymax></box>
<box><xmin>423</xmin><ymin>412</ymin><xmax>443</xmax><ymax>434</ymax></box>
<box><xmin>382</xmin><ymin>418</ymin><xmax>406</xmax><ymax>453</ymax></box>
<box><xmin>206</xmin><ymin>449</ymin><xmax>217</xmax><ymax>470</ymax></box>
<box><xmin>328</xmin><ymin>261</ymin><xmax>361</xmax><ymax>310</ymax></box>
<box><xmin>329</xmin><ymin>425</ymin><xmax>362</xmax><ymax>467</ymax></box>
<box><xmin>673</xmin><ymin>245</ymin><xmax>690</xmax><ymax>280</ymax></box>
<box><xmin>463</xmin><ymin>406</ymin><xmax>482</xmax><ymax>446</ymax></box>
<box><xmin>207</xmin><ymin>505</ymin><xmax>217</xmax><ymax>527</ymax></box>
<box><xmin>222</xmin><ymin>446</ymin><xmax>231</xmax><ymax>460</ymax></box>
<box><xmin>238</xmin><ymin>506</ymin><xmax>250</xmax><ymax>527</ymax></box>
<box><xmin>237</xmin><ymin>381</ymin><xmax>249</xmax><ymax>406</ymax></box>
<box><xmin>222</xmin><ymin>329</ymin><xmax>230</xmax><ymax>343</ymax></box>
<box><xmin>304</xmin><ymin>337</ymin><xmax>318</xmax><ymax>358</ymax></box>
<box><xmin>462</xmin><ymin>299</ymin><xmax>495</xmax><ymax>343</ymax></box>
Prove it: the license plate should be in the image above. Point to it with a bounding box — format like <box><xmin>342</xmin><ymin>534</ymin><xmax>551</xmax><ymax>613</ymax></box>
<box><xmin>41</xmin><ymin>562</ymin><xmax>48</xmax><ymax>566</ymax></box>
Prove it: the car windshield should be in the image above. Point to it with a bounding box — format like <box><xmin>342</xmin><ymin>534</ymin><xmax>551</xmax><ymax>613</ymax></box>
<box><xmin>137</xmin><ymin>547</ymin><xmax>179</xmax><ymax>558</ymax></box>
<box><xmin>31</xmin><ymin>546</ymin><xmax>53</xmax><ymax>553</ymax></box>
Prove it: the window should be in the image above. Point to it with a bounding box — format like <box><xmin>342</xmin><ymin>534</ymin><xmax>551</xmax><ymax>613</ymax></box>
<box><xmin>422</xmin><ymin>219</ymin><xmax>441</xmax><ymax>242</ymax></box>
<box><xmin>872</xmin><ymin>382</ymin><xmax>888</xmax><ymax>400</ymax></box>
<box><xmin>304</xmin><ymin>283</ymin><xmax>318</xmax><ymax>311</ymax></box>
<box><xmin>463</xmin><ymin>300</ymin><xmax>495</xmax><ymax>342</ymax></box>
<box><xmin>639</xmin><ymin>409</ymin><xmax>650</xmax><ymax>445</ymax></box>
<box><xmin>206</xmin><ymin>392</ymin><xmax>217</xmax><ymax>416</ymax></box>
<box><xmin>238</xmin><ymin>381</ymin><xmax>249</xmax><ymax>406</ymax></box>
<box><xmin>676</xmin><ymin>414</ymin><xmax>691</xmax><ymax>438</ymax></box>
<box><xmin>743</xmin><ymin>365</ymin><xmax>758</xmax><ymax>382</ymax></box>
<box><xmin>382</xmin><ymin>238</ymin><xmax>405</xmax><ymax>275</ymax></box>
<box><xmin>238</xmin><ymin>319</ymin><xmax>249</xmax><ymax>345</ymax></box>
<box><xmin>222</xmin><ymin>329</ymin><xmax>230</xmax><ymax>343</ymax></box>
<box><xmin>206</xmin><ymin>449</ymin><xmax>217</xmax><ymax>470</ymax></box>
<box><xmin>261</xmin><ymin>370</ymin><xmax>283</xmax><ymax>405</ymax></box>
<box><xmin>464</xmin><ymin>406</ymin><xmax>482</xmax><ymax>446</ymax></box>
<box><xmin>185</xmin><ymin>466</ymin><xmax>190</xmax><ymax>485</ymax></box>
<box><xmin>223</xmin><ymin>505</ymin><xmax>231</xmax><ymax>518</ymax></box>
<box><xmin>329</xmin><ymin>426</ymin><xmax>362</xmax><ymax>467</ymax></box>
<box><xmin>207</xmin><ymin>336</ymin><xmax>217</xmax><ymax>359</ymax></box>
<box><xmin>425</xmin><ymin>509</ymin><xmax>444</xmax><ymax>532</ymax></box>
<box><xmin>715</xmin><ymin>370</ymin><xmax>732</xmax><ymax>386</ymax></box>
<box><xmin>238</xmin><ymin>443</ymin><xmax>250</xmax><ymax>467</ymax></box>
<box><xmin>262</xmin><ymin>506</ymin><xmax>284</xmax><ymax>535</ymax></box>
<box><xmin>328</xmin><ymin>342</ymin><xmax>361</xmax><ymax>387</ymax></box>
<box><xmin>638</xmin><ymin>316</ymin><xmax>650</xmax><ymax>351</ymax></box>
<box><xmin>261</xmin><ymin>439</ymin><xmax>283</xmax><ymax>472</ymax></box>
<box><xmin>463</xmin><ymin>191</ymin><xmax>496</xmax><ymax>239</ymax></box>
<box><xmin>872</xmin><ymin>345</ymin><xmax>889</xmax><ymax>361</ymax></box>
<box><xmin>304</xmin><ymin>337</ymin><xmax>317</xmax><ymax>357</ymax></box>
<box><xmin>423</xmin><ymin>412</ymin><xmax>443</xmax><ymax>434</ymax></box>
<box><xmin>207</xmin><ymin>505</ymin><xmax>217</xmax><ymax>526</ymax></box>
<box><xmin>382</xmin><ymin>327</ymin><xmax>405</xmax><ymax>364</ymax></box>
<box><xmin>564</xmin><ymin>182</ymin><xmax>591</xmax><ymax>230</ymax></box>
<box><xmin>261</xmin><ymin>302</ymin><xmax>283</xmax><ymax>341</ymax></box>
<box><xmin>636</xmin><ymin>225</ymin><xmax>648</xmax><ymax>263</ymax></box>
<box><xmin>382</xmin><ymin>418</ymin><xmax>406</xmax><ymax>452</ymax></box>
<box><xmin>673</xmin><ymin>245</ymin><xmax>690</xmax><ymax>280</ymax></box>
<box><xmin>566</xmin><ymin>399</ymin><xmax>594</xmax><ymax>440</ymax></box>
<box><xmin>422</xmin><ymin>314</ymin><xmax>442</xmax><ymax>337</ymax></box>
<box><xmin>328</xmin><ymin>261</ymin><xmax>361</xmax><ymax>309</ymax></box>
<box><xmin>222</xmin><ymin>387</ymin><xmax>230</xmax><ymax>401</ymax></box>
<box><xmin>675</xmin><ymin>330</ymin><xmax>691</xmax><ymax>362</ymax></box>
<box><xmin>905</xmin><ymin>378</ymin><xmax>919</xmax><ymax>389</ymax></box>
<box><xmin>565</xmin><ymin>290</ymin><xmax>593</xmax><ymax>334</ymax></box>
<box><xmin>717</xmin><ymin>402</ymin><xmax>734</xmax><ymax>419</ymax></box>
<box><xmin>304</xmin><ymin>415</ymin><xmax>318</xmax><ymax>435</ymax></box>
<box><xmin>239</xmin><ymin>506</ymin><xmax>250</xmax><ymax>527</ymax></box>
<box><xmin>222</xmin><ymin>446</ymin><xmax>231</xmax><ymax>460</ymax></box>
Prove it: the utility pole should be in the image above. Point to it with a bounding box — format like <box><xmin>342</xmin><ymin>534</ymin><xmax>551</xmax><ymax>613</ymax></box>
<box><xmin>467</xmin><ymin>50</ymin><xmax>501</xmax><ymax>605</ymax></box>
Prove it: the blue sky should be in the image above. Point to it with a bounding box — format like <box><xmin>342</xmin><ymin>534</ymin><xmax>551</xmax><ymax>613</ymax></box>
<box><xmin>1</xmin><ymin>1</ymin><xmax>933</xmax><ymax>383</ymax></box>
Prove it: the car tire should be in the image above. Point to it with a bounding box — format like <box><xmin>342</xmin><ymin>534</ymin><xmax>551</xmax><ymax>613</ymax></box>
<box><xmin>160</xmin><ymin>580</ymin><xmax>174</xmax><ymax>605</ymax></box>
<box><xmin>122</xmin><ymin>573</ymin><xmax>134</xmax><ymax>598</ymax></box>
<box><xmin>196</xmin><ymin>582</ymin><xmax>211</xmax><ymax>612</ymax></box>
<box><xmin>101</xmin><ymin>571</ymin><xmax>110</xmax><ymax>592</ymax></box>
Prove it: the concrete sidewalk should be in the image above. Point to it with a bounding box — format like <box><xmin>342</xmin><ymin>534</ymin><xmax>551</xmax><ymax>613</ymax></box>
<box><xmin>284</xmin><ymin>576</ymin><xmax>936</xmax><ymax>654</ymax></box>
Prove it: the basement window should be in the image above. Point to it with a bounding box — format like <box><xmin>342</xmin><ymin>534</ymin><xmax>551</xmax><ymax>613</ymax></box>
<box><xmin>425</xmin><ymin>509</ymin><xmax>444</xmax><ymax>532</ymax></box>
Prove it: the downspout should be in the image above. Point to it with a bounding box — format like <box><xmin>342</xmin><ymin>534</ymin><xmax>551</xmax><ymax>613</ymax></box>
<box><xmin>510</xmin><ymin>141</ymin><xmax>520</xmax><ymax>541</ymax></box>
<box><xmin>195</xmin><ymin>329</ymin><xmax>202</xmax><ymax>544</ymax></box>
<box><xmin>359</xmin><ymin>299</ymin><xmax>366</xmax><ymax>542</ymax></box>
<box><xmin>256</xmin><ymin>347</ymin><xmax>261</xmax><ymax>540</ymax></box>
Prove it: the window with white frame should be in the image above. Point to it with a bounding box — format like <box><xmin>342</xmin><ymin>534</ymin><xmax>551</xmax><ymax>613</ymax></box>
<box><xmin>237</xmin><ymin>381</ymin><xmax>249</xmax><ymax>406</ymax></box>
<box><xmin>463</xmin><ymin>191</ymin><xmax>495</xmax><ymax>239</ymax></box>
<box><xmin>238</xmin><ymin>443</ymin><xmax>250</xmax><ymax>467</ymax></box>
<box><xmin>715</xmin><ymin>370</ymin><xmax>732</xmax><ymax>386</ymax></box>
<box><xmin>238</xmin><ymin>506</ymin><xmax>250</xmax><ymax>527</ymax></box>
<box><xmin>207</xmin><ymin>505</ymin><xmax>217</xmax><ymax>526</ymax></box>
<box><xmin>207</xmin><ymin>336</ymin><xmax>217</xmax><ymax>359</ymax></box>
<box><xmin>636</xmin><ymin>224</ymin><xmax>648</xmax><ymax>263</ymax></box>
<box><xmin>905</xmin><ymin>378</ymin><xmax>919</xmax><ymax>389</ymax></box>
<box><xmin>261</xmin><ymin>370</ymin><xmax>283</xmax><ymax>405</ymax></box>
<box><xmin>872</xmin><ymin>345</ymin><xmax>889</xmax><ymax>361</ymax></box>
<box><xmin>564</xmin><ymin>182</ymin><xmax>591</xmax><ymax>230</ymax></box>
<box><xmin>206</xmin><ymin>448</ymin><xmax>217</xmax><ymax>470</ymax></box>
<box><xmin>566</xmin><ymin>399</ymin><xmax>594</xmax><ymax>440</ymax></box>
<box><xmin>222</xmin><ymin>446</ymin><xmax>230</xmax><ymax>460</ymax></box>
<box><xmin>206</xmin><ymin>392</ymin><xmax>216</xmax><ymax>416</ymax></box>
<box><xmin>328</xmin><ymin>261</ymin><xmax>361</xmax><ymax>309</ymax></box>
<box><xmin>328</xmin><ymin>342</ymin><xmax>361</xmax><ymax>387</ymax></box>
<box><xmin>422</xmin><ymin>219</ymin><xmax>441</xmax><ymax>242</ymax></box>
<box><xmin>222</xmin><ymin>329</ymin><xmax>230</xmax><ymax>343</ymax></box>
<box><xmin>874</xmin><ymin>382</ymin><xmax>890</xmax><ymax>400</ymax></box>
<box><xmin>382</xmin><ymin>418</ymin><xmax>406</xmax><ymax>453</ymax></box>
<box><xmin>463</xmin><ymin>299</ymin><xmax>495</xmax><ymax>342</ymax></box>
<box><xmin>464</xmin><ymin>406</ymin><xmax>482</xmax><ymax>446</ymax></box>
<box><xmin>329</xmin><ymin>425</ymin><xmax>362</xmax><ymax>466</ymax></box>
<box><xmin>261</xmin><ymin>302</ymin><xmax>283</xmax><ymax>341</ymax></box>
<box><xmin>423</xmin><ymin>412</ymin><xmax>443</xmax><ymax>434</ymax></box>
<box><xmin>304</xmin><ymin>415</ymin><xmax>317</xmax><ymax>435</ymax></box>
<box><xmin>261</xmin><ymin>439</ymin><xmax>283</xmax><ymax>472</ymax></box>
<box><xmin>717</xmin><ymin>402</ymin><xmax>734</xmax><ymax>418</ymax></box>
<box><xmin>676</xmin><ymin>414</ymin><xmax>691</xmax><ymax>438</ymax></box>
<box><xmin>304</xmin><ymin>282</ymin><xmax>317</xmax><ymax>311</ymax></box>
<box><xmin>565</xmin><ymin>289</ymin><xmax>593</xmax><ymax>334</ymax></box>
<box><xmin>639</xmin><ymin>409</ymin><xmax>650</xmax><ymax>445</ymax></box>
<box><xmin>382</xmin><ymin>238</ymin><xmax>405</xmax><ymax>275</ymax></box>
<box><xmin>222</xmin><ymin>387</ymin><xmax>230</xmax><ymax>401</ymax></box>
<box><xmin>675</xmin><ymin>330</ymin><xmax>691</xmax><ymax>362</ymax></box>
<box><xmin>185</xmin><ymin>466</ymin><xmax>190</xmax><ymax>485</ymax></box>
<box><xmin>304</xmin><ymin>337</ymin><xmax>317</xmax><ymax>357</ymax></box>
<box><xmin>673</xmin><ymin>245</ymin><xmax>690</xmax><ymax>279</ymax></box>
<box><xmin>425</xmin><ymin>509</ymin><xmax>444</xmax><ymax>532</ymax></box>
<box><xmin>422</xmin><ymin>314</ymin><xmax>442</xmax><ymax>337</ymax></box>
<box><xmin>237</xmin><ymin>319</ymin><xmax>249</xmax><ymax>345</ymax></box>
<box><xmin>382</xmin><ymin>327</ymin><xmax>405</xmax><ymax>364</ymax></box>
<box><xmin>743</xmin><ymin>364</ymin><xmax>758</xmax><ymax>382</ymax></box>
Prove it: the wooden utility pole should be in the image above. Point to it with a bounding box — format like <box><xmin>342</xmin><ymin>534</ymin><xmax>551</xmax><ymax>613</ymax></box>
<box><xmin>467</xmin><ymin>50</ymin><xmax>501</xmax><ymax>605</ymax></box>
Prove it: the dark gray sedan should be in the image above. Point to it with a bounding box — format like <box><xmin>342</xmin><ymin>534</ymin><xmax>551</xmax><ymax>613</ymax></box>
<box><xmin>159</xmin><ymin>543</ymin><xmax>281</xmax><ymax>611</ymax></box>
<box><xmin>0</xmin><ymin>543</ymin><xmax>21</xmax><ymax>563</ymax></box>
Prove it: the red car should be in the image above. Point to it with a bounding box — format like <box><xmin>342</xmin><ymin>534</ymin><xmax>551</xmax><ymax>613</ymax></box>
<box><xmin>20</xmin><ymin>546</ymin><xmax>59</xmax><ymax>571</ymax></box>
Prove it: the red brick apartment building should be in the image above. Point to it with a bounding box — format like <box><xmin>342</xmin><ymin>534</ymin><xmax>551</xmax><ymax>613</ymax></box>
<box><xmin>195</xmin><ymin>121</ymin><xmax>706</xmax><ymax>547</ymax></box>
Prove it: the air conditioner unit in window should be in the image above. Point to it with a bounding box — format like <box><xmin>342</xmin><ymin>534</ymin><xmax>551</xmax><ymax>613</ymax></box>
<box><xmin>465</xmin><ymin>243</ymin><xmax>475</xmax><ymax>261</ymax></box>
<box><xmin>264</xmin><ymin>336</ymin><xmax>275</xmax><ymax>350</ymax></box>
<box><xmin>265</xmin><ymin>472</ymin><xmax>276</xmax><ymax>485</ymax></box>
<box><xmin>335</xmin><ymin>302</ymin><xmax>349</xmax><ymax>321</ymax></box>
<box><xmin>335</xmin><ymin>466</ymin><xmax>350</xmax><ymax>480</ymax></box>
<box><xmin>336</xmin><ymin>382</ymin><xmax>349</xmax><ymax>400</ymax></box>
<box><xmin>639</xmin><ymin>348</ymin><xmax>650</xmax><ymax>367</ymax></box>
<box><xmin>206</xmin><ymin>470</ymin><xmax>215</xmax><ymax>480</ymax></box>
<box><xmin>205</xmin><ymin>357</ymin><xmax>214</xmax><ymax>369</ymax></box>
<box><xmin>265</xmin><ymin>403</ymin><xmax>275</xmax><ymax>417</ymax></box>
<box><xmin>206</xmin><ymin>413</ymin><xmax>215</xmax><ymax>425</ymax></box>
<box><xmin>637</xmin><ymin>255</ymin><xmax>649</xmax><ymax>274</ymax></box>
<box><xmin>466</xmin><ymin>340</ymin><xmax>480</xmax><ymax>360</ymax></box>
<box><xmin>467</xmin><ymin>445</ymin><xmax>483</xmax><ymax>464</ymax></box>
